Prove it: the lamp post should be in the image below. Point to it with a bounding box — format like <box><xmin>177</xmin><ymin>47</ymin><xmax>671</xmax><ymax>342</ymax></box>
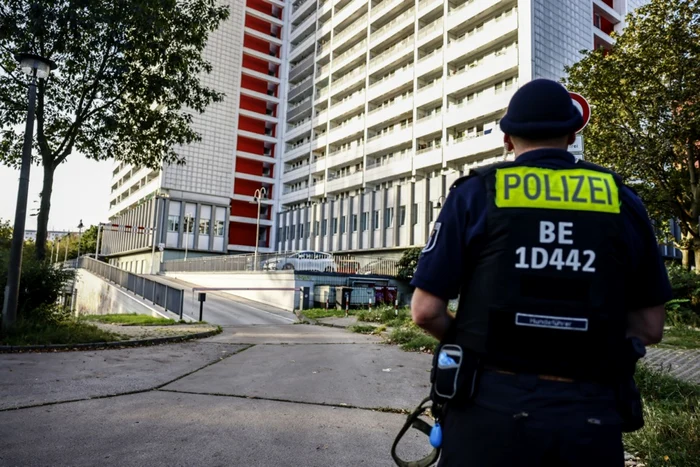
<box><xmin>76</xmin><ymin>219</ymin><xmax>84</xmax><ymax>262</ymax></box>
<box><xmin>250</xmin><ymin>187</ymin><xmax>267</xmax><ymax>271</ymax></box>
<box><xmin>435</xmin><ymin>196</ymin><xmax>446</xmax><ymax>209</ymax></box>
<box><xmin>2</xmin><ymin>53</ymin><xmax>57</xmax><ymax>328</ymax></box>
<box><xmin>183</xmin><ymin>214</ymin><xmax>193</xmax><ymax>261</ymax></box>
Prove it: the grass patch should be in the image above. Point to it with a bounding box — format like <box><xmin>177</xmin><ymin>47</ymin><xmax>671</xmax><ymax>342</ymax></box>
<box><xmin>301</xmin><ymin>308</ymin><xmax>351</xmax><ymax>320</ymax></box>
<box><xmin>81</xmin><ymin>313</ymin><xmax>176</xmax><ymax>326</ymax></box>
<box><xmin>349</xmin><ymin>324</ymin><xmax>377</xmax><ymax>334</ymax></box>
<box><xmin>656</xmin><ymin>326</ymin><xmax>700</xmax><ymax>350</ymax></box>
<box><xmin>624</xmin><ymin>364</ymin><xmax>700</xmax><ymax>467</ymax></box>
<box><xmin>387</xmin><ymin>321</ymin><xmax>438</xmax><ymax>353</ymax></box>
<box><xmin>356</xmin><ymin>306</ymin><xmax>410</xmax><ymax>325</ymax></box>
<box><xmin>0</xmin><ymin>320</ymin><xmax>123</xmax><ymax>346</ymax></box>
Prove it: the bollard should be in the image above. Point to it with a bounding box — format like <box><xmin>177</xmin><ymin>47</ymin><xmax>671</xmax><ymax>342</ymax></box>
<box><xmin>326</xmin><ymin>298</ymin><xmax>329</xmax><ymax>310</ymax></box>
<box><xmin>368</xmin><ymin>298</ymin><xmax>372</xmax><ymax>312</ymax></box>
<box><xmin>345</xmin><ymin>292</ymin><xmax>350</xmax><ymax>317</ymax></box>
<box><xmin>198</xmin><ymin>292</ymin><xmax>206</xmax><ymax>322</ymax></box>
<box><xmin>395</xmin><ymin>299</ymin><xmax>399</xmax><ymax>316</ymax></box>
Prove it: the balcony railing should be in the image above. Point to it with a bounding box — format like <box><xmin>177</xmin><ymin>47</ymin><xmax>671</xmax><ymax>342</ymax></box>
<box><xmin>292</xmin><ymin>0</ymin><xmax>311</xmax><ymax>13</ymax></box>
<box><xmin>334</xmin><ymin>13</ymin><xmax>368</xmax><ymax>44</ymax></box>
<box><xmin>289</xmin><ymin>95</ymin><xmax>313</xmax><ymax>112</ymax></box>
<box><xmin>371</xmin><ymin>36</ymin><xmax>413</xmax><ymax>68</ymax></box>
<box><xmin>334</xmin><ymin>39</ymin><xmax>367</xmax><ymax>66</ymax></box>
<box><xmin>365</xmin><ymin>151</ymin><xmax>411</xmax><ymax>169</ymax></box>
<box><xmin>368</xmin><ymin>93</ymin><xmax>413</xmax><ymax>115</ymax></box>
<box><xmin>418</xmin><ymin>17</ymin><xmax>443</xmax><ymax>39</ymax></box>
<box><xmin>373</xmin><ymin>7</ymin><xmax>415</xmax><ymax>39</ymax></box>
<box><xmin>330</xmin><ymin>65</ymin><xmax>366</xmax><ymax>91</ymax></box>
<box><xmin>290</xmin><ymin>74</ymin><xmax>313</xmax><ymax>92</ymax></box>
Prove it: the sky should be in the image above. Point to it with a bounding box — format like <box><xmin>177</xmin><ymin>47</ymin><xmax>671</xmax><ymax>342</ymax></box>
<box><xmin>0</xmin><ymin>156</ymin><xmax>112</xmax><ymax>233</ymax></box>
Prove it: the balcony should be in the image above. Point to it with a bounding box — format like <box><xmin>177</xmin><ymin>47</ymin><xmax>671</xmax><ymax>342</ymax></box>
<box><xmin>329</xmin><ymin>66</ymin><xmax>366</xmax><ymax>97</ymax></box>
<box><xmin>239</xmin><ymin>108</ymin><xmax>278</xmax><ymax>124</ymax></box>
<box><xmin>333</xmin><ymin>39</ymin><xmax>367</xmax><ymax>72</ymax></box>
<box><xmin>417</xmin><ymin>17</ymin><xmax>443</xmax><ymax>44</ymax></box>
<box><xmin>313</xmin><ymin>108</ymin><xmax>330</xmax><ymax>127</ymax></box>
<box><xmin>238</xmin><ymin>129</ymin><xmax>277</xmax><ymax>144</ymax></box>
<box><xmin>418</xmin><ymin>0</ymin><xmax>442</xmax><ymax>16</ymax></box>
<box><xmin>593</xmin><ymin>0</ymin><xmax>622</xmax><ymax>22</ymax></box>
<box><xmin>236</xmin><ymin>150</ymin><xmax>278</xmax><ymax>166</ymax></box>
<box><xmin>367</xmin><ymin>66</ymin><xmax>413</xmax><ymax>101</ymax></box>
<box><xmin>329</xmin><ymin>91</ymin><xmax>366</xmax><ymax>121</ymax></box>
<box><xmin>244</xmin><ymin>27</ymin><xmax>283</xmax><ymax>47</ymax></box>
<box><xmin>446</xmin><ymin>12</ymin><xmax>518</xmax><ymax>63</ymax></box>
<box><xmin>414</xmin><ymin>113</ymin><xmax>442</xmax><ymax>138</ymax></box>
<box><xmin>319</xmin><ymin>0</ymin><xmax>332</xmax><ymax>17</ymax></box>
<box><xmin>371</xmin><ymin>0</ymin><xmax>403</xmax><ymax>24</ymax></box>
<box><xmin>283</xmin><ymin>164</ymin><xmax>310</xmax><ymax>183</ymax></box>
<box><xmin>444</xmin><ymin>89</ymin><xmax>512</xmax><ymax>128</ymax></box>
<box><xmin>364</xmin><ymin>153</ymin><xmax>412</xmax><ymax>183</ymax></box>
<box><xmin>310</xmin><ymin>182</ymin><xmax>325</xmax><ymax>197</ymax></box>
<box><xmin>290</xmin><ymin>33</ymin><xmax>315</xmax><ymax>60</ymax></box>
<box><xmin>284</xmin><ymin>141</ymin><xmax>312</xmax><ymax>160</ymax></box>
<box><xmin>288</xmin><ymin>74</ymin><xmax>314</xmax><ymax>101</ymax></box>
<box><xmin>289</xmin><ymin>53</ymin><xmax>315</xmax><ymax>82</ymax></box>
<box><xmin>334</xmin><ymin>12</ymin><xmax>368</xmax><ymax>46</ymax></box>
<box><xmin>240</xmin><ymin>86</ymin><xmax>280</xmax><ymax>104</ymax></box>
<box><xmin>326</xmin><ymin>171</ymin><xmax>363</xmax><ymax>193</ymax></box>
<box><xmin>369</xmin><ymin>36</ymin><xmax>413</xmax><ymax>75</ymax></box>
<box><xmin>292</xmin><ymin>0</ymin><xmax>315</xmax><ymax>21</ymax></box>
<box><xmin>366</xmin><ymin>126</ymin><xmax>412</xmax><ymax>155</ymax></box>
<box><xmin>446</xmin><ymin>48</ymin><xmax>518</xmax><ymax>96</ymax></box>
<box><xmin>285</xmin><ymin>118</ymin><xmax>312</xmax><ymax>141</ymax></box>
<box><xmin>282</xmin><ymin>186</ymin><xmax>310</xmax><ymax>203</ymax></box>
<box><xmin>291</xmin><ymin>11</ymin><xmax>316</xmax><ymax>39</ymax></box>
<box><xmin>415</xmin><ymin>81</ymin><xmax>442</xmax><ymax>107</ymax></box>
<box><xmin>327</xmin><ymin>121</ymin><xmax>365</xmax><ymax>145</ymax></box>
<box><xmin>243</xmin><ymin>46</ymin><xmax>282</xmax><ymax>66</ymax></box>
<box><xmin>241</xmin><ymin>67</ymin><xmax>281</xmax><ymax>85</ymax></box>
<box><xmin>245</xmin><ymin>7</ymin><xmax>283</xmax><ymax>27</ymax></box>
<box><xmin>415</xmin><ymin>48</ymin><xmax>442</xmax><ymax>77</ymax></box>
<box><xmin>593</xmin><ymin>26</ymin><xmax>614</xmax><ymax>49</ymax></box>
<box><xmin>366</xmin><ymin>94</ymin><xmax>413</xmax><ymax>128</ymax></box>
<box><xmin>333</xmin><ymin>0</ymin><xmax>366</xmax><ymax>29</ymax></box>
<box><xmin>445</xmin><ymin>130</ymin><xmax>502</xmax><ymax>163</ymax></box>
<box><xmin>370</xmin><ymin>7</ymin><xmax>415</xmax><ymax>49</ymax></box>
<box><xmin>326</xmin><ymin>144</ymin><xmax>364</xmax><ymax>169</ymax></box>
<box><xmin>316</xmin><ymin>61</ymin><xmax>331</xmax><ymax>81</ymax></box>
<box><xmin>414</xmin><ymin>146</ymin><xmax>443</xmax><ymax>171</ymax></box>
<box><xmin>287</xmin><ymin>97</ymin><xmax>313</xmax><ymax>122</ymax></box>
<box><xmin>235</xmin><ymin>171</ymin><xmax>275</xmax><ymax>184</ymax></box>
<box><xmin>311</xmin><ymin>132</ymin><xmax>328</xmax><ymax>150</ymax></box>
<box><xmin>446</xmin><ymin>0</ymin><xmax>502</xmax><ymax>31</ymax></box>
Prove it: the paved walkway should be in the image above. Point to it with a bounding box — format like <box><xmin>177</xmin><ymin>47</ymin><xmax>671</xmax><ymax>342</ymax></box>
<box><xmin>644</xmin><ymin>347</ymin><xmax>700</xmax><ymax>384</ymax></box>
<box><xmin>0</xmin><ymin>324</ymin><xmax>431</xmax><ymax>466</ymax></box>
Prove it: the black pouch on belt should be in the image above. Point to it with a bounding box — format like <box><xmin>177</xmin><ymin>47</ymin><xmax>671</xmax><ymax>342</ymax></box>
<box><xmin>430</xmin><ymin>343</ymin><xmax>481</xmax><ymax>407</ymax></box>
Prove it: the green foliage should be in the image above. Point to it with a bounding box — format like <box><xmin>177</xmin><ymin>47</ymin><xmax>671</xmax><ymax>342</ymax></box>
<box><xmin>657</xmin><ymin>326</ymin><xmax>700</xmax><ymax>350</ymax></box>
<box><xmin>624</xmin><ymin>364</ymin><xmax>700</xmax><ymax>466</ymax></box>
<box><xmin>349</xmin><ymin>324</ymin><xmax>377</xmax><ymax>334</ymax></box>
<box><xmin>563</xmin><ymin>0</ymin><xmax>700</xmax><ymax>265</ymax></box>
<box><xmin>664</xmin><ymin>263</ymin><xmax>700</xmax><ymax>326</ymax></box>
<box><xmin>54</xmin><ymin>225</ymin><xmax>100</xmax><ymax>260</ymax></box>
<box><xmin>301</xmin><ymin>308</ymin><xmax>352</xmax><ymax>320</ymax></box>
<box><xmin>397</xmin><ymin>247</ymin><xmax>422</xmax><ymax>281</ymax></box>
<box><xmin>0</xmin><ymin>319</ymin><xmax>122</xmax><ymax>346</ymax></box>
<box><xmin>356</xmin><ymin>306</ymin><xmax>410</xmax><ymax>324</ymax></box>
<box><xmin>0</xmin><ymin>218</ymin><xmax>11</xmax><ymax>249</ymax></box>
<box><xmin>387</xmin><ymin>321</ymin><xmax>438</xmax><ymax>352</ymax></box>
<box><xmin>81</xmin><ymin>313</ymin><xmax>175</xmax><ymax>326</ymax></box>
<box><xmin>0</xmin><ymin>247</ymin><xmax>74</xmax><ymax>323</ymax></box>
<box><xmin>0</xmin><ymin>0</ymin><xmax>230</xmax><ymax>259</ymax></box>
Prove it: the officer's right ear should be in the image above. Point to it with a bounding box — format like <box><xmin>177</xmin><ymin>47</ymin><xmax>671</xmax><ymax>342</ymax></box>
<box><xmin>504</xmin><ymin>135</ymin><xmax>514</xmax><ymax>152</ymax></box>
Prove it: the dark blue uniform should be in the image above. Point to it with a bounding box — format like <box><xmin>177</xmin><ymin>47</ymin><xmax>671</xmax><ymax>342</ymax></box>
<box><xmin>411</xmin><ymin>149</ymin><xmax>672</xmax><ymax>467</ymax></box>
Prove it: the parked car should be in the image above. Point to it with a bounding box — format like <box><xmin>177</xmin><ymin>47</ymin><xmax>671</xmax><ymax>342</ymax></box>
<box><xmin>263</xmin><ymin>251</ymin><xmax>337</xmax><ymax>272</ymax></box>
<box><xmin>357</xmin><ymin>259</ymin><xmax>398</xmax><ymax>276</ymax></box>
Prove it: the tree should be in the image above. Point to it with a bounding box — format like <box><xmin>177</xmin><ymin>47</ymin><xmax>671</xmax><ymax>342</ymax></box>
<box><xmin>59</xmin><ymin>224</ymin><xmax>99</xmax><ymax>260</ymax></box>
<box><xmin>397</xmin><ymin>247</ymin><xmax>423</xmax><ymax>281</ymax></box>
<box><xmin>563</xmin><ymin>0</ymin><xmax>700</xmax><ymax>269</ymax></box>
<box><xmin>0</xmin><ymin>0</ymin><xmax>229</xmax><ymax>260</ymax></box>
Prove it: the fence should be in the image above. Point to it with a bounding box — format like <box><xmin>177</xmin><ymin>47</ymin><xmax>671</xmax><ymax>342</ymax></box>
<box><xmin>78</xmin><ymin>257</ymin><xmax>185</xmax><ymax>318</ymax></box>
<box><xmin>162</xmin><ymin>251</ymin><xmax>402</xmax><ymax>277</ymax></box>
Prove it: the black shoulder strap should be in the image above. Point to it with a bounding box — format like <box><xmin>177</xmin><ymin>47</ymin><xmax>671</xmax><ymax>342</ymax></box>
<box><xmin>391</xmin><ymin>397</ymin><xmax>441</xmax><ymax>467</ymax></box>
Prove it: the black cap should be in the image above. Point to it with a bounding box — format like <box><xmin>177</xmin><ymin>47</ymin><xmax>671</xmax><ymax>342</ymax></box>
<box><xmin>499</xmin><ymin>79</ymin><xmax>583</xmax><ymax>139</ymax></box>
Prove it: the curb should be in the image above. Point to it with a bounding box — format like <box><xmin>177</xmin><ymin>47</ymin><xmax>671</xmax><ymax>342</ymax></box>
<box><xmin>0</xmin><ymin>328</ymin><xmax>222</xmax><ymax>353</ymax></box>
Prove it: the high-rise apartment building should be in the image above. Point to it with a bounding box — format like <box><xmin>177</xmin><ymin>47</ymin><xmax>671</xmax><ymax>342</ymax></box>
<box><xmin>102</xmin><ymin>0</ymin><xmax>644</xmax><ymax>272</ymax></box>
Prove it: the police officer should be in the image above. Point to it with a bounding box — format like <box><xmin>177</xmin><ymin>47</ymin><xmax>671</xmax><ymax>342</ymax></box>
<box><xmin>410</xmin><ymin>79</ymin><xmax>671</xmax><ymax>467</ymax></box>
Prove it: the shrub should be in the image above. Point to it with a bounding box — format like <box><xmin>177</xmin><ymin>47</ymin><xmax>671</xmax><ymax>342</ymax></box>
<box><xmin>397</xmin><ymin>247</ymin><xmax>422</xmax><ymax>281</ymax></box>
<box><xmin>388</xmin><ymin>321</ymin><xmax>438</xmax><ymax>352</ymax></box>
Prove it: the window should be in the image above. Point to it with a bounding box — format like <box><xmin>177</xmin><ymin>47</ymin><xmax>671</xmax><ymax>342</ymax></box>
<box><xmin>428</xmin><ymin>201</ymin><xmax>434</xmax><ymax>222</ymax></box>
<box><xmin>278</xmin><ymin>227</ymin><xmax>283</xmax><ymax>241</ymax></box>
<box><xmin>299</xmin><ymin>224</ymin><xmax>304</xmax><ymax>238</ymax></box>
<box><xmin>361</xmin><ymin>212</ymin><xmax>368</xmax><ymax>231</ymax></box>
<box><xmin>167</xmin><ymin>215</ymin><xmax>180</xmax><ymax>232</ymax></box>
<box><xmin>332</xmin><ymin>218</ymin><xmax>338</xmax><ymax>234</ymax></box>
<box><xmin>184</xmin><ymin>216</ymin><xmax>195</xmax><ymax>233</ymax></box>
<box><xmin>352</xmin><ymin>214</ymin><xmax>358</xmax><ymax>232</ymax></box>
<box><xmin>306</xmin><ymin>222</ymin><xmax>311</xmax><ymax>238</ymax></box>
<box><xmin>314</xmin><ymin>221</ymin><xmax>319</xmax><ymax>235</ymax></box>
<box><xmin>399</xmin><ymin>206</ymin><xmax>406</xmax><ymax>226</ymax></box>
<box><xmin>291</xmin><ymin>224</ymin><xmax>295</xmax><ymax>239</ymax></box>
<box><xmin>214</xmin><ymin>220</ymin><xmax>225</xmax><ymax>237</ymax></box>
<box><xmin>340</xmin><ymin>216</ymin><xmax>346</xmax><ymax>234</ymax></box>
<box><xmin>373</xmin><ymin>210</ymin><xmax>380</xmax><ymax>230</ymax></box>
<box><xmin>199</xmin><ymin>219</ymin><xmax>210</xmax><ymax>235</ymax></box>
<box><xmin>385</xmin><ymin>207</ymin><xmax>394</xmax><ymax>228</ymax></box>
<box><xmin>412</xmin><ymin>203</ymin><xmax>418</xmax><ymax>225</ymax></box>
<box><xmin>321</xmin><ymin>219</ymin><xmax>328</xmax><ymax>235</ymax></box>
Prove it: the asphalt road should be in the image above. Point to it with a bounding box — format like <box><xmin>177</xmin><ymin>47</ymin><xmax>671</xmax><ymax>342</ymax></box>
<box><xmin>148</xmin><ymin>275</ymin><xmax>297</xmax><ymax>326</ymax></box>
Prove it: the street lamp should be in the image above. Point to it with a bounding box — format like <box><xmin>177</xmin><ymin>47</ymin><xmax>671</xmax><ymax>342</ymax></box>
<box><xmin>250</xmin><ymin>187</ymin><xmax>267</xmax><ymax>271</ymax></box>
<box><xmin>2</xmin><ymin>53</ymin><xmax>57</xmax><ymax>329</ymax></box>
<box><xmin>76</xmin><ymin>220</ymin><xmax>84</xmax><ymax>261</ymax></box>
<box><xmin>183</xmin><ymin>213</ymin><xmax>194</xmax><ymax>261</ymax></box>
<box><xmin>149</xmin><ymin>193</ymin><xmax>170</xmax><ymax>274</ymax></box>
<box><xmin>435</xmin><ymin>196</ymin><xmax>446</xmax><ymax>209</ymax></box>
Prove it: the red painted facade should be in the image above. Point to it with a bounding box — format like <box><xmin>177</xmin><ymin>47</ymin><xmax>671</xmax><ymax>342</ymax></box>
<box><xmin>229</xmin><ymin>0</ymin><xmax>283</xmax><ymax>251</ymax></box>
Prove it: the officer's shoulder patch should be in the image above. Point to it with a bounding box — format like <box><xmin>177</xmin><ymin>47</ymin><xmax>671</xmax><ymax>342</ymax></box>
<box><xmin>421</xmin><ymin>222</ymin><xmax>442</xmax><ymax>254</ymax></box>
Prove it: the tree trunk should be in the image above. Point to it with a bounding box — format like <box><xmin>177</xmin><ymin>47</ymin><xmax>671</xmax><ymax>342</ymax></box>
<box><xmin>682</xmin><ymin>247</ymin><xmax>691</xmax><ymax>270</ymax></box>
<box><xmin>34</xmin><ymin>162</ymin><xmax>55</xmax><ymax>261</ymax></box>
<box><xmin>693</xmin><ymin>238</ymin><xmax>700</xmax><ymax>274</ymax></box>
